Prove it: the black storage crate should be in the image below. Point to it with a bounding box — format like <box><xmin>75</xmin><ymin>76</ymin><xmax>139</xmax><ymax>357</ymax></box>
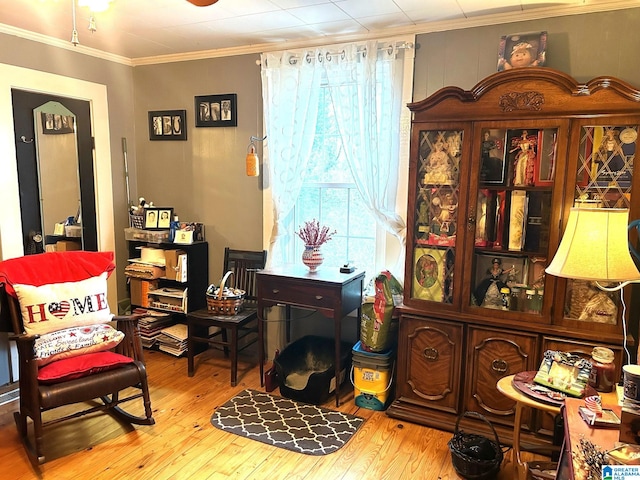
<box><xmin>275</xmin><ymin>335</ymin><xmax>352</xmax><ymax>404</ymax></box>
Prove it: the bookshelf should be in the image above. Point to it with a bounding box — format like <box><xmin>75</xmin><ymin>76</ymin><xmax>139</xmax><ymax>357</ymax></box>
<box><xmin>126</xmin><ymin>236</ymin><xmax>209</xmax><ymax>354</ymax></box>
<box><xmin>388</xmin><ymin>68</ymin><xmax>640</xmax><ymax>450</ymax></box>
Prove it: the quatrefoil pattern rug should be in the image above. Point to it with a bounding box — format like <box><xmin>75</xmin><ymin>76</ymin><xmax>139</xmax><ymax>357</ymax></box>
<box><xmin>210</xmin><ymin>389</ymin><xmax>364</xmax><ymax>455</ymax></box>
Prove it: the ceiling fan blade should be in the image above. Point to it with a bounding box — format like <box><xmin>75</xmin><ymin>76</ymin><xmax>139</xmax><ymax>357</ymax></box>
<box><xmin>186</xmin><ymin>0</ymin><xmax>219</xmax><ymax>5</ymax></box>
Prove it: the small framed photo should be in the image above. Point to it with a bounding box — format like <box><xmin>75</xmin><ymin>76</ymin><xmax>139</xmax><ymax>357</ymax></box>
<box><xmin>41</xmin><ymin>112</ymin><xmax>74</xmax><ymax>134</ymax></box>
<box><xmin>535</xmin><ymin>129</ymin><xmax>558</xmax><ymax>186</ymax></box>
<box><xmin>157</xmin><ymin>208</ymin><xmax>174</xmax><ymax>229</ymax></box>
<box><xmin>411</xmin><ymin>247</ymin><xmax>445</xmax><ymax>302</ymax></box>
<box><xmin>174</xmin><ymin>229</ymin><xmax>194</xmax><ymax>245</ymax></box>
<box><xmin>144</xmin><ymin>208</ymin><xmax>160</xmax><ymax>229</ymax></box>
<box><xmin>194</xmin><ymin>94</ymin><xmax>237</xmax><ymax>127</ymax></box>
<box><xmin>497</xmin><ymin>31</ymin><xmax>547</xmax><ymax>71</ymax></box>
<box><xmin>149</xmin><ymin>110</ymin><xmax>187</xmax><ymax>140</ymax></box>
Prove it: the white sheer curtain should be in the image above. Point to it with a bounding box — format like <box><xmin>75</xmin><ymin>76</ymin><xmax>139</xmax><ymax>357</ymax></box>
<box><xmin>261</xmin><ymin>38</ymin><xmax>412</xmax><ymax>269</ymax></box>
<box><xmin>323</xmin><ymin>40</ymin><xmax>407</xmax><ymax>248</ymax></box>
<box><xmin>260</xmin><ymin>51</ymin><xmax>322</xmax><ymax>267</ymax></box>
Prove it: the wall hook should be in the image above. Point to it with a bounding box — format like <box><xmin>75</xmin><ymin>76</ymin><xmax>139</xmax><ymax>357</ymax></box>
<box><xmin>20</xmin><ymin>135</ymin><xmax>34</xmax><ymax>144</ymax></box>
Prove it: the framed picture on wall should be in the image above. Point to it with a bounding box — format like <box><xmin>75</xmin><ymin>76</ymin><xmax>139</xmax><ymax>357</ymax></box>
<box><xmin>194</xmin><ymin>94</ymin><xmax>237</xmax><ymax>127</ymax></box>
<box><xmin>149</xmin><ymin>110</ymin><xmax>187</xmax><ymax>140</ymax></box>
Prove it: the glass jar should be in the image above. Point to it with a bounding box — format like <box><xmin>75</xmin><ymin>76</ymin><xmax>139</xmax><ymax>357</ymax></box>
<box><xmin>500</xmin><ymin>287</ymin><xmax>510</xmax><ymax>310</ymax></box>
<box><xmin>510</xmin><ymin>286</ymin><xmax>521</xmax><ymax>311</ymax></box>
<box><xmin>525</xmin><ymin>289</ymin><xmax>539</xmax><ymax>314</ymax></box>
<box><xmin>589</xmin><ymin>347</ymin><xmax>616</xmax><ymax>393</ymax></box>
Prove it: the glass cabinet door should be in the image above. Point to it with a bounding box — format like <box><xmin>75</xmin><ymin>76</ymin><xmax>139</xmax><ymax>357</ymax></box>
<box><xmin>466</xmin><ymin>123</ymin><xmax>565</xmax><ymax>319</ymax></box>
<box><xmin>409</xmin><ymin>128</ymin><xmax>464</xmax><ymax>305</ymax></box>
<box><xmin>561</xmin><ymin>123</ymin><xmax>638</xmax><ymax>328</ymax></box>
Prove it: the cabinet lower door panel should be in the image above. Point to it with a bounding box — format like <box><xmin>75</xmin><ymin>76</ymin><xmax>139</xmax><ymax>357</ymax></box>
<box><xmin>465</xmin><ymin>326</ymin><xmax>538</xmax><ymax>427</ymax></box>
<box><xmin>397</xmin><ymin>315</ymin><xmax>463</xmax><ymax>414</ymax></box>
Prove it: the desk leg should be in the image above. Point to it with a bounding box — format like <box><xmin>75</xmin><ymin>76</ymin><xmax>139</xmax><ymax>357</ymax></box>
<box><xmin>258</xmin><ymin>306</ymin><xmax>264</xmax><ymax>387</ymax></box>
<box><xmin>512</xmin><ymin>401</ymin><xmax>526</xmax><ymax>480</ymax></box>
<box><xmin>334</xmin><ymin>313</ymin><xmax>341</xmax><ymax>407</ymax></box>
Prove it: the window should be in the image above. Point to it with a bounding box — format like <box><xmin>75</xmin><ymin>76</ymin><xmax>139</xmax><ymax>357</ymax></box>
<box><xmin>283</xmin><ymin>85</ymin><xmax>379</xmax><ymax>273</ymax></box>
<box><xmin>261</xmin><ymin>38</ymin><xmax>414</xmax><ymax>283</ymax></box>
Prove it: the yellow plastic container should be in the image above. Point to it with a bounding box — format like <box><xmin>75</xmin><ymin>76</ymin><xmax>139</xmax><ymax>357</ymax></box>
<box><xmin>351</xmin><ymin>341</ymin><xmax>394</xmax><ymax>410</ymax></box>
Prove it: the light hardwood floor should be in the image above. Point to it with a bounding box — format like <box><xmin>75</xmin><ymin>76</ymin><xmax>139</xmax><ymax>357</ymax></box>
<box><xmin>0</xmin><ymin>347</ymin><xmax>546</xmax><ymax>479</ymax></box>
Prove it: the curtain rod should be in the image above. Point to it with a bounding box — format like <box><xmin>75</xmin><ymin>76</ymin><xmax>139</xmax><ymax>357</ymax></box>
<box><xmin>259</xmin><ymin>41</ymin><xmax>414</xmax><ymax>66</ymax></box>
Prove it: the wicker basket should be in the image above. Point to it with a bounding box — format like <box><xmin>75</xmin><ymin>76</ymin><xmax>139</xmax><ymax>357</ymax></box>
<box><xmin>129</xmin><ymin>212</ymin><xmax>145</xmax><ymax>229</ymax></box>
<box><xmin>448</xmin><ymin>411</ymin><xmax>506</xmax><ymax>480</ymax></box>
<box><xmin>206</xmin><ymin>271</ymin><xmax>245</xmax><ymax>315</ymax></box>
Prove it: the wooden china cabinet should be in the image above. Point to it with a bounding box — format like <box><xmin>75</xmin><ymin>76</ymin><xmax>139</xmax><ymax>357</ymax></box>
<box><xmin>386</xmin><ymin>68</ymin><xmax>640</xmax><ymax>448</ymax></box>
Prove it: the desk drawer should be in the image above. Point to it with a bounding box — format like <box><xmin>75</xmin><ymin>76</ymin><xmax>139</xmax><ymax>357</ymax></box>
<box><xmin>260</xmin><ymin>279</ymin><xmax>337</xmax><ymax>309</ymax></box>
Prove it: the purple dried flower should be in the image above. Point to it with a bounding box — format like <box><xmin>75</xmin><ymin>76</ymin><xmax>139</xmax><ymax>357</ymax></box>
<box><xmin>296</xmin><ymin>219</ymin><xmax>336</xmax><ymax>247</ymax></box>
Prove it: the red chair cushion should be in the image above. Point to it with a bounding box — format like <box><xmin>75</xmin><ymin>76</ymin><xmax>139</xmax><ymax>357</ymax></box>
<box><xmin>37</xmin><ymin>351</ymin><xmax>134</xmax><ymax>384</ymax></box>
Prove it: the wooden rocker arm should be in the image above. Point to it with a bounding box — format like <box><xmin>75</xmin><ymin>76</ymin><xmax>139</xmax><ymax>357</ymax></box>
<box><xmin>113</xmin><ymin>314</ymin><xmax>146</xmax><ymax>363</ymax></box>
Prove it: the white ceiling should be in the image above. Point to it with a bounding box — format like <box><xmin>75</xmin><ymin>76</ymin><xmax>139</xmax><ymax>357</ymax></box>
<box><xmin>0</xmin><ymin>0</ymin><xmax>636</xmax><ymax>64</ymax></box>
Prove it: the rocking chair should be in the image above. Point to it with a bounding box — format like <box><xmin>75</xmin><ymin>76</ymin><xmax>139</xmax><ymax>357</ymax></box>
<box><xmin>0</xmin><ymin>251</ymin><xmax>154</xmax><ymax>468</ymax></box>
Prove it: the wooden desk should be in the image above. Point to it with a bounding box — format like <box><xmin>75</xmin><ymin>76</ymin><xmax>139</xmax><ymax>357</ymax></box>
<box><xmin>496</xmin><ymin>375</ymin><xmax>619</xmax><ymax>480</ymax></box>
<box><xmin>256</xmin><ymin>265</ymin><xmax>365</xmax><ymax>406</ymax></box>
<box><xmin>559</xmin><ymin>397</ymin><xmax>621</xmax><ymax>480</ymax></box>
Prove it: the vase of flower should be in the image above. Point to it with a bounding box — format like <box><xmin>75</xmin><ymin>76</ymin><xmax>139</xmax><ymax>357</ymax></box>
<box><xmin>296</xmin><ymin>219</ymin><xmax>336</xmax><ymax>272</ymax></box>
<box><xmin>302</xmin><ymin>245</ymin><xmax>324</xmax><ymax>272</ymax></box>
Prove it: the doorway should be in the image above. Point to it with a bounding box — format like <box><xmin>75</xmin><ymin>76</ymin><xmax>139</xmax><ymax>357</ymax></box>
<box><xmin>11</xmin><ymin>89</ymin><xmax>97</xmax><ymax>253</ymax></box>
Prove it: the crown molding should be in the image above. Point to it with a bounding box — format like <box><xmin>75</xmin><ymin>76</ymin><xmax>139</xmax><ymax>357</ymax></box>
<box><xmin>0</xmin><ymin>0</ymin><xmax>637</xmax><ymax>67</ymax></box>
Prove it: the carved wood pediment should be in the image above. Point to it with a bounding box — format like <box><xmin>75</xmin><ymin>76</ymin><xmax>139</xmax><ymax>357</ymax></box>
<box><xmin>499</xmin><ymin>91</ymin><xmax>545</xmax><ymax>111</ymax></box>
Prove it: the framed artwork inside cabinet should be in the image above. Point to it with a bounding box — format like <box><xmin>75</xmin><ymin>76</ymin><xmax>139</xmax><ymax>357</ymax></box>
<box><xmin>480</xmin><ymin>129</ymin><xmax>507</xmax><ymax>184</ymax></box>
<box><xmin>579</xmin><ymin>126</ymin><xmax>636</xmax><ymax>190</ymax></box>
<box><xmin>419</xmin><ymin>130</ymin><xmax>463</xmax><ymax>186</ymax></box>
<box><xmin>412</xmin><ymin>247</ymin><xmax>446</xmax><ymax>302</ymax></box>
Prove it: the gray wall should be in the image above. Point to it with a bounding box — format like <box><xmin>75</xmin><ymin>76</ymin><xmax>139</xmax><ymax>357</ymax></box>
<box><xmin>413</xmin><ymin>8</ymin><xmax>640</xmax><ymax>100</ymax></box>
<box><xmin>2</xmin><ymin>7</ymin><xmax>640</xmax><ymax>299</ymax></box>
<box><xmin>132</xmin><ymin>55</ymin><xmax>264</xmax><ymax>285</ymax></box>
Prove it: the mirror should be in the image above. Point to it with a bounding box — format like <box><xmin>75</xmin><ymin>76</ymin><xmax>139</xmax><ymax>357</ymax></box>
<box><xmin>32</xmin><ymin>101</ymin><xmax>82</xmax><ymax>249</ymax></box>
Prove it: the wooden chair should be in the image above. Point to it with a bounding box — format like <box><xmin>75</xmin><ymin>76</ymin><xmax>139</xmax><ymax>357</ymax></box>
<box><xmin>0</xmin><ymin>251</ymin><xmax>154</xmax><ymax>469</ymax></box>
<box><xmin>187</xmin><ymin>247</ymin><xmax>267</xmax><ymax>386</ymax></box>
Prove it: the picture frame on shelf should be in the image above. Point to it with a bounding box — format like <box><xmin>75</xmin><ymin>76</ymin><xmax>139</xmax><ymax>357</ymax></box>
<box><xmin>149</xmin><ymin>110</ymin><xmax>187</xmax><ymax>141</ymax></box>
<box><xmin>158</xmin><ymin>208</ymin><xmax>174</xmax><ymax>229</ymax></box>
<box><xmin>144</xmin><ymin>208</ymin><xmax>159</xmax><ymax>229</ymax></box>
<box><xmin>194</xmin><ymin>93</ymin><xmax>237</xmax><ymax>127</ymax></box>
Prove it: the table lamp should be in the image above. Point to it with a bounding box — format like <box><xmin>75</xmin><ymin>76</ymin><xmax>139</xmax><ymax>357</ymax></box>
<box><xmin>546</xmin><ymin>207</ymin><xmax>640</xmax><ymax>364</ymax></box>
<box><xmin>546</xmin><ymin>208</ymin><xmax>640</xmax><ymax>285</ymax></box>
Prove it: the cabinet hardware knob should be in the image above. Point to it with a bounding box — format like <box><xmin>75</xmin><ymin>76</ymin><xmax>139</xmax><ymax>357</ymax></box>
<box><xmin>491</xmin><ymin>359</ymin><xmax>508</xmax><ymax>373</ymax></box>
<box><xmin>423</xmin><ymin>347</ymin><xmax>439</xmax><ymax>361</ymax></box>
<box><xmin>315</xmin><ymin>295</ymin><xmax>323</xmax><ymax>300</ymax></box>
<box><xmin>272</xmin><ymin>289</ymin><xmax>279</xmax><ymax>294</ymax></box>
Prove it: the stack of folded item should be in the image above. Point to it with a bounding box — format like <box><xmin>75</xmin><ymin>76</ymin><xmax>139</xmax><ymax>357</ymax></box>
<box><xmin>133</xmin><ymin>308</ymin><xmax>175</xmax><ymax>348</ymax></box>
<box><xmin>157</xmin><ymin>323</ymin><xmax>188</xmax><ymax>356</ymax></box>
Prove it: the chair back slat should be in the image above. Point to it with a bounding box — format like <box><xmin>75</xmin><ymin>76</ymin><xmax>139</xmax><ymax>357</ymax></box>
<box><xmin>223</xmin><ymin>248</ymin><xmax>267</xmax><ymax>303</ymax></box>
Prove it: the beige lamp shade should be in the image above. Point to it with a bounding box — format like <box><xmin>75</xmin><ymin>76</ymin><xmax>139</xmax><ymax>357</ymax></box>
<box><xmin>546</xmin><ymin>207</ymin><xmax>640</xmax><ymax>281</ymax></box>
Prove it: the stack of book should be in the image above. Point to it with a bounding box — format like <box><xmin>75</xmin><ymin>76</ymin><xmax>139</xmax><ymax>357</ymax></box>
<box><xmin>157</xmin><ymin>323</ymin><xmax>188</xmax><ymax>357</ymax></box>
<box><xmin>134</xmin><ymin>308</ymin><xmax>175</xmax><ymax>348</ymax></box>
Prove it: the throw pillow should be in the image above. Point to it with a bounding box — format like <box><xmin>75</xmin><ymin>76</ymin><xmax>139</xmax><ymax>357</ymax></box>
<box><xmin>37</xmin><ymin>351</ymin><xmax>134</xmax><ymax>384</ymax></box>
<box><xmin>14</xmin><ymin>272</ymin><xmax>113</xmax><ymax>336</ymax></box>
<box><xmin>34</xmin><ymin>323</ymin><xmax>124</xmax><ymax>366</ymax></box>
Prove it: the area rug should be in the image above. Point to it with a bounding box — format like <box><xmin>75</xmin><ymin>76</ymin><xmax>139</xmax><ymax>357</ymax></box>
<box><xmin>210</xmin><ymin>389</ymin><xmax>364</xmax><ymax>455</ymax></box>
